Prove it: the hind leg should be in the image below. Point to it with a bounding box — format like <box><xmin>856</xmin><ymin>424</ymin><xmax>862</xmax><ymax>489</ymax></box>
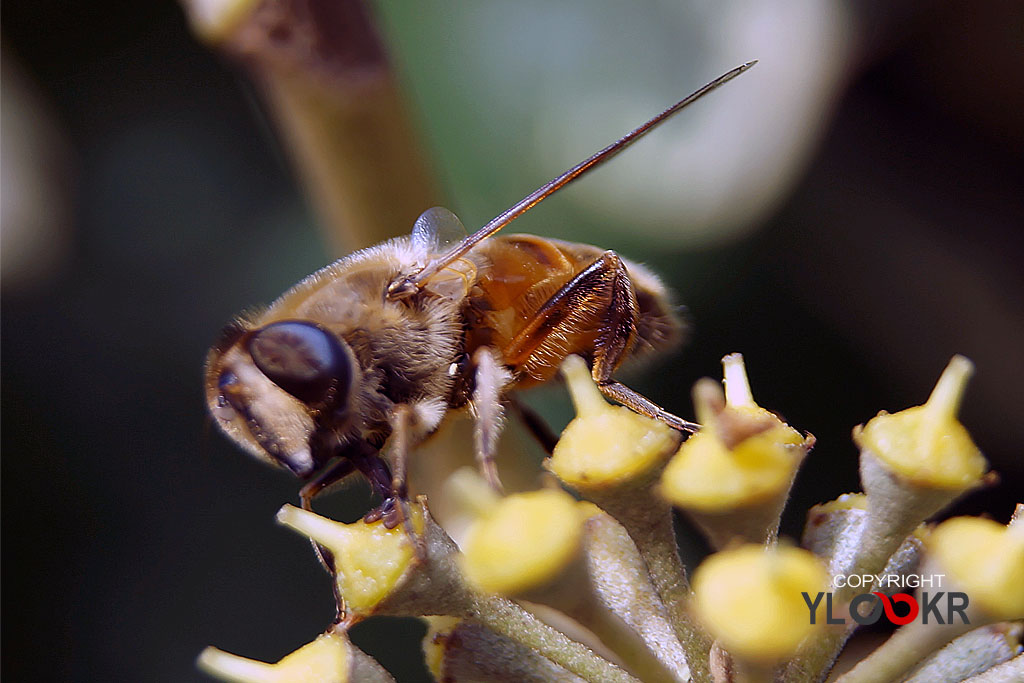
<box><xmin>505</xmin><ymin>251</ymin><xmax>698</xmax><ymax>432</ymax></box>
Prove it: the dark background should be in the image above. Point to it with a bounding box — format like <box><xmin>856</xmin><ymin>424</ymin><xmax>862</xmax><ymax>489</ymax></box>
<box><xmin>2</xmin><ymin>1</ymin><xmax>1022</xmax><ymax>681</ymax></box>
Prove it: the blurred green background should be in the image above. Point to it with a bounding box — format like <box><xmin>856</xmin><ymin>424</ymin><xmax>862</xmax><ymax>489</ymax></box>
<box><xmin>2</xmin><ymin>1</ymin><xmax>1022</xmax><ymax>681</ymax></box>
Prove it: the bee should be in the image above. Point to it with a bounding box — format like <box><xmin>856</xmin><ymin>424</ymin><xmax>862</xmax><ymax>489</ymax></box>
<box><xmin>205</xmin><ymin>62</ymin><xmax>756</xmax><ymax>526</ymax></box>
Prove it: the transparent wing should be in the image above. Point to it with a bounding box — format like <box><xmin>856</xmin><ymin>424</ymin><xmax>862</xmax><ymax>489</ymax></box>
<box><xmin>410</xmin><ymin>207</ymin><xmax>468</xmax><ymax>253</ymax></box>
<box><xmin>410</xmin><ymin>207</ymin><xmax>478</xmax><ymax>301</ymax></box>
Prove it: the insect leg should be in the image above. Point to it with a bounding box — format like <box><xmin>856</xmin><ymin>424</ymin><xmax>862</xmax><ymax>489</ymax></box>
<box><xmin>388</xmin><ymin>404</ymin><xmax>412</xmax><ymax>502</ymax></box>
<box><xmin>509</xmin><ymin>397</ymin><xmax>559</xmax><ymax>455</ymax></box>
<box><xmin>597</xmin><ymin>381</ymin><xmax>698</xmax><ymax>432</ymax></box>
<box><xmin>300</xmin><ymin>458</ymin><xmax>357</xmax><ymax>511</ymax></box>
<box><xmin>472</xmin><ymin>347</ymin><xmax>511</xmax><ymax>492</ymax></box>
<box><xmin>350</xmin><ymin>442</ymin><xmax>397</xmax><ymax>526</ymax></box>
<box><xmin>589</xmin><ymin>255</ymin><xmax>700</xmax><ymax>433</ymax></box>
<box><xmin>299</xmin><ymin>457</ymin><xmax>357</xmax><ymax>623</ymax></box>
<box><xmin>371</xmin><ymin>404</ymin><xmax>427</xmax><ymax>558</ymax></box>
<box><xmin>506</xmin><ymin>251</ymin><xmax>698</xmax><ymax>432</ymax></box>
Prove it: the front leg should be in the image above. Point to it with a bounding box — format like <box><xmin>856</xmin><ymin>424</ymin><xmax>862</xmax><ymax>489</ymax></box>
<box><xmin>364</xmin><ymin>399</ymin><xmax>446</xmax><ymax>545</ymax></box>
<box><xmin>298</xmin><ymin>450</ymin><xmax>360</xmax><ymax>623</ymax></box>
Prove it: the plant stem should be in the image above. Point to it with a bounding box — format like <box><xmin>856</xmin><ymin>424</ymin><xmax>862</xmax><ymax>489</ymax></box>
<box><xmin>599</xmin><ymin>495</ymin><xmax>713</xmax><ymax>682</ymax></box>
<box><xmin>469</xmin><ymin>593</ymin><xmax>641</xmax><ymax>683</ymax></box>
<box><xmin>836</xmin><ymin>620</ymin><xmax>974</xmax><ymax>683</ymax></box>
<box><xmin>183</xmin><ymin>0</ymin><xmax>440</xmax><ymax>252</ymax></box>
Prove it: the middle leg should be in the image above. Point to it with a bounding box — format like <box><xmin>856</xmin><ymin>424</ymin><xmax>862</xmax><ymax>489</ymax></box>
<box><xmin>509</xmin><ymin>396</ymin><xmax>560</xmax><ymax>455</ymax></box>
<box><xmin>471</xmin><ymin>346</ymin><xmax>512</xmax><ymax>492</ymax></box>
<box><xmin>587</xmin><ymin>254</ymin><xmax>699</xmax><ymax>432</ymax></box>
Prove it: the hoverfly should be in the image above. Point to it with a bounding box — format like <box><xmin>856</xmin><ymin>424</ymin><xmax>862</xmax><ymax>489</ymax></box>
<box><xmin>205</xmin><ymin>62</ymin><xmax>756</xmax><ymax>526</ymax></box>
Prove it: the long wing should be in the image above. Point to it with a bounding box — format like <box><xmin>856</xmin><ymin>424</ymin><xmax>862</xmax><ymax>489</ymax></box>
<box><xmin>387</xmin><ymin>60</ymin><xmax>757</xmax><ymax>300</ymax></box>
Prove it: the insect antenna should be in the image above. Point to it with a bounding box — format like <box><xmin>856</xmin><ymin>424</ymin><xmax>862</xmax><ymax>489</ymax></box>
<box><xmin>388</xmin><ymin>60</ymin><xmax>757</xmax><ymax>299</ymax></box>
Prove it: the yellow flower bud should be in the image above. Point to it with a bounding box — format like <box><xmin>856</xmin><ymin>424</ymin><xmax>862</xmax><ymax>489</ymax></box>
<box><xmin>275</xmin><ymin>504</ymin><xmax>423</xmax><ymax>613</ymax></box>
<box><xmin>811</xmin><ymin>492</ymin><xmax>867</xmax><ymax>514</ymax></box>
<box><xmin>693</xmin><ymin>545</ymin><xmax>827</xmax><ymax>664</ymax></box>
<box><xmin>928</xmin><ymin>517</ymin><xmax>1024</xmax><ymax>620</ymax></box>
<box><xmin>855</xmin><ymin>355</ymin><xmax>986</xmax><ymax>489</ymax></box>
<box><xmin>661</xmin><ymin>429</ymin><xmax>798</xmax><ymax>510</ymax></box>
<box><xmin>661</xmin><ymin>355</ymin><xmax>809</xmax><ymax>512</ymax></box>
<box><xmin>549</xmin><ymin>355</ymin><xmax>680</xmax><ymax>489</ymax></box>
<box><xmin>198</xmin><ymin>631</ymin><xmax>392</xmax><ymax>683</ymax></box>
<box><xmin>460</xmin><ymin>489</ymin><xmax>587</xmax><ymax>595</ymax></box>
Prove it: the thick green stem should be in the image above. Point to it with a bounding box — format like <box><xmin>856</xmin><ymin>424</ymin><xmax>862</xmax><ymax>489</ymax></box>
<box><xmin>598</xmin><ymin>495</ymin><xmax>712</xmax><ymax>683</ymax></box>
<box><xmin>836</xmin><ymin>620</ymin><xmax>975</xmax><ymax>683</ymax></box>
<box><xmin>469</xmin><ymin>593</ymin><xmax>640</xmax><ymax>683</ymax></box>
<box><xmin>575</xmin><ymin>603</ymin><xmax>682</xmax><ymax>683</ymax></box>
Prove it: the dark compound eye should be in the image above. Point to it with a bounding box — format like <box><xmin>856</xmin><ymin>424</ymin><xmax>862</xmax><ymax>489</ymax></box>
<box><xmin>247</xmin><ymin>321</ymin><xmax>351</xmax><ymax>403</ymax></box>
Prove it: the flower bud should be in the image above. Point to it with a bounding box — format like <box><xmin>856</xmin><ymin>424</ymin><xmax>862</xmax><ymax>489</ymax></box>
<box><xmin>460</xmin><ymin>488</ymin><xmax>587</xmax><ymax>595</ymax></box>
<box><xmin>453</xmin><ymin>462</ymin><xmax>688</xmax><ymax>682</ymax></box>
<box><xmin>692</xmin><ymin>545</ymin><xmax>827</xmax><ymax>664</ymax></box>
<box><xmin>198</xmin><ymin>631</ymin><xmax>394</xmax><ymax>683</ymax></box>
<box><xmin>927</xmin><ymin>516</ymin><xmax>1024</xmax><ymax>621</ymax></box>
<box><xmin>276</xmin><ymin>504</ymin><xmax>424</xmax><ymax>614</ymax></box>
<box><xmin>661</xmin><ymin>354</ymin><xmax>811</xmax><ymax>547</ymax></box>
<box><xmin>277</xmin><ymin>501</ymin><xmax>637</xmax><ymax>682</ymax></box>
<box><xmin>544</xmin><ymin>357</ymin><xmax>711</xmax><ymax>677</ymax></box>
<box><xmin>856</xmin><ymin>355</ymin><xmax>986</xmax><ymax>489</ymax></box>
<box><xmin>549</xmin><ymin>355</ymin><xmax>681</xmax><ymax>489</ymax></box>
<box><xmin>854</xmin><ymin>356</ymin><xmax>992</xmax><ymax>583</ymax></box>
<box><xmin>837</xmin><ymin>513</ymin><xmax>1023</xmax><ymax>683</ymax></box>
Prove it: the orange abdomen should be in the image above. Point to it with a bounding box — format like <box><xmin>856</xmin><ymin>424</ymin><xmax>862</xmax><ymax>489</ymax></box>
<box><xmin>464</xmin><ymin>234</ymin><xmax>680</xmax><ymax>385</ymax></box>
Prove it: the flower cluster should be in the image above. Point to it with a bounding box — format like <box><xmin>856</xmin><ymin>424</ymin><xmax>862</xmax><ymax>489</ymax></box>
<box><xmin>200</xmin><ymin>353</ymin><xmax>1023</xmax><ymax>682</ymax></box>
<box><xmin>180</xmin><ymin>2</ymin><xmax>1021</xmax><ymax>679</ymax></box>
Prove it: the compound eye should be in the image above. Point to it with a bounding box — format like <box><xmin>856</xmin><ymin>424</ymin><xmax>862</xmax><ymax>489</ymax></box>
<box><xmin>247</xmin><ymin>321</ymin><xmax>350</xmax><ymax>403</ymax></box>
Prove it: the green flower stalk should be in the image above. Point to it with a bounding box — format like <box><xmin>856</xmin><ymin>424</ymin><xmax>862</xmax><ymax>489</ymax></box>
<box><xmin>547</xmin><ymin>354</ymin><xmax>709</xmax><ymax>680</ymax></box>
<box><xmin>180</xmin><ymin>0</ymin><xmax>439</xmax><ymax>252</ymax></box>
<box><xmin>423</xmin><ymin>617</ymin><xmax>586</xmax><ymax>683</ymax></box>
<box><xmin>902</xmin><ymin>624</ymin><xmax>1022</xmax><ymax>683</ymax></box>
<box><xmin>802</xmin><ymin>493</ymin><xmax>927</xmax><ymax>595</ymax></box>
<box><xmin>962</xmin><ymin>657</ymin><xmax>1024</xmax><ymax>682</ymax></box>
